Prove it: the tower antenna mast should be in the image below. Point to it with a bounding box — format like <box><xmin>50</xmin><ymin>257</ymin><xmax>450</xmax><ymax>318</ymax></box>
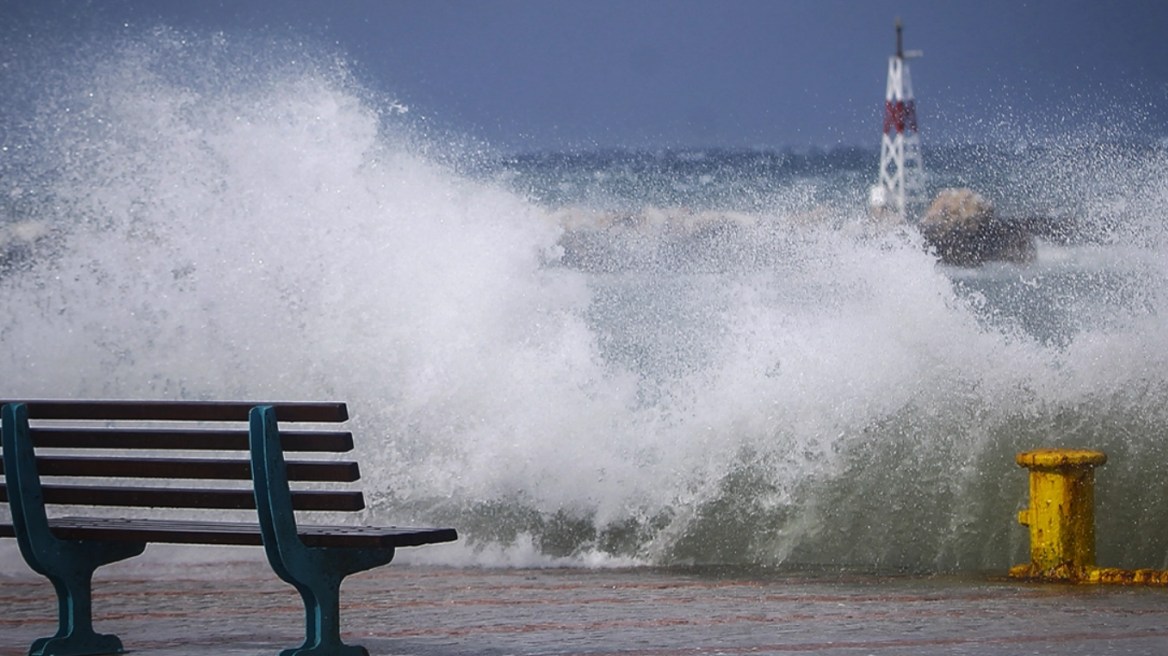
<box><xmin>870</xmin><ymin>18</ymin><xmax>924</xmax><ymax>221</ymax></box>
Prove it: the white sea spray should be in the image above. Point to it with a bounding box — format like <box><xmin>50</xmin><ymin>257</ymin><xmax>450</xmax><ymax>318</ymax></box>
<box><xmin>4</xmin><ymin>28</ymin><xmax>1168</xmax><ymax>572</ymax></box>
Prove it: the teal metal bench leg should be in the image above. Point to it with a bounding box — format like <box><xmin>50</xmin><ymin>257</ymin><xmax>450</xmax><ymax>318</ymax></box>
<box><xmin>29</xmin><ymin>558</ymin><xmax>140</xmax><ymax>656</ymax></box>
<box><xmin>280</xmin><ymin>565</ymin><xmax>365</xmax><ymax>656</ymax></box>
<box><xmin>2</xmin><ymin>403</ymin><xmax>147</xmax><ymax>656</ymax></box>
<box><xmin>250</xmin><ymin>406</ymin><xmax>395</xmax><ymax>656</ymax></box>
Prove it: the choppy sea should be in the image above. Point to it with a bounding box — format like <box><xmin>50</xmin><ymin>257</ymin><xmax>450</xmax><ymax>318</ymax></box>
<box><xmin>3</xmin><ymin>27</ymin><xmax>1168</xmax><ymax>576</ymax></box>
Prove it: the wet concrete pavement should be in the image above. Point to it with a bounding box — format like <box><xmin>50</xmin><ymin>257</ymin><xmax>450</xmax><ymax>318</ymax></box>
<box><xmin>4</xmin><ymin>547</ymin><xmax>1168</xmax><ymax>656</ymax></box>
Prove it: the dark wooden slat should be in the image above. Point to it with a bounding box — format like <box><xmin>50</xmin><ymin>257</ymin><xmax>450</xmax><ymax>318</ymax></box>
<box><xmin>1</xmin><ymin>401</ymin><xmax>348</xmax><ymax>423</ymax></box>
<box><xmin>35</xmin><ymin>485</ymin><xmax>365</xmax><ymax>511</ymax></box>
<box><xmin>20</xmin><ymin>456</ymin><xmax>359</xmax><ymax>482</ymax></box>
<box><xmin>0</xmin><ymin>518</ymin><xmax>457</xmax><ymax>549</ymax></box>
<box><xmin>28</xmin><ymin>428</ymin><xmax>354</xmax><ymax>452</ymax></box>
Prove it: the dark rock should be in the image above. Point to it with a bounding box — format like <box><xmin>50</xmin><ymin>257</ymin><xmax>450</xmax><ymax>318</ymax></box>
<box><xmin>0</xmin><ymin>220</ymin><xmax>52</xmax><ymax>276</ymax></box>
<box><xmin>919</xmin><ymin>188</ymin><xmax>1036</xmax><ymax>266</ymax></box>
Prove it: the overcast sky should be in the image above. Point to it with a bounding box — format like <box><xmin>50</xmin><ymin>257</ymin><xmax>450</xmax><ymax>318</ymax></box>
<box><xmin>6</xmin><ymin>1</ymin><xmax>1168</xmax><ymax>152</ymax></box>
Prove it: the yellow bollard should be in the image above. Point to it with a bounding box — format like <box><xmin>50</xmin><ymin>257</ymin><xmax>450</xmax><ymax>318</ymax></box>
<box><xmin>1010</xmin><ymin>448</ymin><xmax>1106</xmax><ymax>582</ymax></box>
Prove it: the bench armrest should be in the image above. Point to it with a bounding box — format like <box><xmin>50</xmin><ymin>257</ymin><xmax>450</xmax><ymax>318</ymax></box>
<box><xmin>2</xmin><ymin>403</ymin><xmax>55</xmax><ymax>571</ymax></box>
<box><xmin>249</xmin><ymin>405</ymin><xmax>309</xmax><ymax>562</ymax></box>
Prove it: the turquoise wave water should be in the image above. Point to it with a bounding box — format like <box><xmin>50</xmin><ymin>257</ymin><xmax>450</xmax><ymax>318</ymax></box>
<box><xmin>2</xmin><ymin>27</ymin><xmax>1168</xmax><ymax>572</ymax></box>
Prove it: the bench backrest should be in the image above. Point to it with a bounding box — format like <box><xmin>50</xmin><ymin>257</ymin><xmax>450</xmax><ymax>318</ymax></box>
<box><xmin>0</xmin><ymin>400</ymin><xmax>361</xmax><ymax>515</ymax></box>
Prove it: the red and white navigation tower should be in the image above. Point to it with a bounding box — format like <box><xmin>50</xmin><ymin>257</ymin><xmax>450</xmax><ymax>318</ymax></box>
<box><xmin>869</xmin><ymin>19</ymin><xmax>924</xmax><ymax>221</ymax></box>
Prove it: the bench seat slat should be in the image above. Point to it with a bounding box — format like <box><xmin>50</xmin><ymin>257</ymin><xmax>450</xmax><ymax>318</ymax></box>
<box><xmin>1</xmin><ymin>401</ymin><xmax>348</xmax><ymax>423</ymax></box>
<box><xmin>0</xmin><ymin>517</ymin><xmax>458</xmax><ymax>549</ymax></box>
<box><xmin>0</xmin><ymin>484</ymin><xmax>365</xmax><ymax>511</ymax></box>
<box><xmin>29</xmin><ymin>428</ymin><xmax>355</xmax><ymax>452</ymax></box>
<box><xmin>0</xmin><ymin>456</ymin><xmax>360</xmax><ymax>482</ymax></box>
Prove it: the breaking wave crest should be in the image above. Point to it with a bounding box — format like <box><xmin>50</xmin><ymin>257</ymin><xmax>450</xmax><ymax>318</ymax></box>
<box><xmin>4</xmin><ymin>27</ymin><xmax>1168</xmax><ymax>572</ymax></box>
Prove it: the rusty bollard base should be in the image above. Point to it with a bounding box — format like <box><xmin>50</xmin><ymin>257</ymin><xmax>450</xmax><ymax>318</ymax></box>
<box><xmin>1009</xmin><ymin>565</ymin><xmax>1168</xmax><ymax>585</ymax></box>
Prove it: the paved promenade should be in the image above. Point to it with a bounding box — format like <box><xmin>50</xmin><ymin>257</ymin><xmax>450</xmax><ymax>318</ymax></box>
<box><xmin>4</xmin><ymin>546</ymin><xmax>1168</xmax><ymax>656</ymax></box>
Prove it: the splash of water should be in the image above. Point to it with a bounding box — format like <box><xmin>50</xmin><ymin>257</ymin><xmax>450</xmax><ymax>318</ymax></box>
<box><xmin>4</xmin><ymin>28</ymin><xmax>1168</xmax><ymax>572</ymax></box>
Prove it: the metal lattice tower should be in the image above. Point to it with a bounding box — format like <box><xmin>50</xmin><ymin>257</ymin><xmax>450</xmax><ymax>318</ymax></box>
<box><xmin>869</xmin><ymin>19</ymin><xmax>924</xmax><ymax>221</ymax></box>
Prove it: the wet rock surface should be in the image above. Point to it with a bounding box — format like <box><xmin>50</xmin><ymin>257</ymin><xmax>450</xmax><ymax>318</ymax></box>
<box><xmin>920</xmin><ymin>188</ymin><xmax>1036</xmax><ymax>266</ymax></box>
<box><xmin>0</xmin><ymin>220</ymin><xmax>52</xmax><ymax>276</ymax></box>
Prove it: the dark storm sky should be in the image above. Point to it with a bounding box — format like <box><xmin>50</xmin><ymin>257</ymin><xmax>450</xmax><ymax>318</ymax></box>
<box><xmin>6</xmin><ymin>0</ymin><xmax>1168</xmax><ymax>152</ymax></box>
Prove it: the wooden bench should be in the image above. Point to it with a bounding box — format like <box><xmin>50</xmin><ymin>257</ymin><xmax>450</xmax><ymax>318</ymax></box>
<box><xmin>0</xmin><ymin>400</ymin><xmax>457</xmax><ymax>656</ymax></box>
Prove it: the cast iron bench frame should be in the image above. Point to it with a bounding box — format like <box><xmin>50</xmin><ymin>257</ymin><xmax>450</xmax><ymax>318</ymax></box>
<box><xmin>0</xmin><ymin>400</ymin><xmax>457</xmax><ymax>656</ymax></box>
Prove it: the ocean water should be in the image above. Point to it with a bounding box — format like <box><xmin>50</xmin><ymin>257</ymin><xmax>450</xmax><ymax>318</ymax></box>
<box><xmin>3</xmin><ymin>29</ymin><xmax>1168</xmax><ymax>575</ymax></box>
